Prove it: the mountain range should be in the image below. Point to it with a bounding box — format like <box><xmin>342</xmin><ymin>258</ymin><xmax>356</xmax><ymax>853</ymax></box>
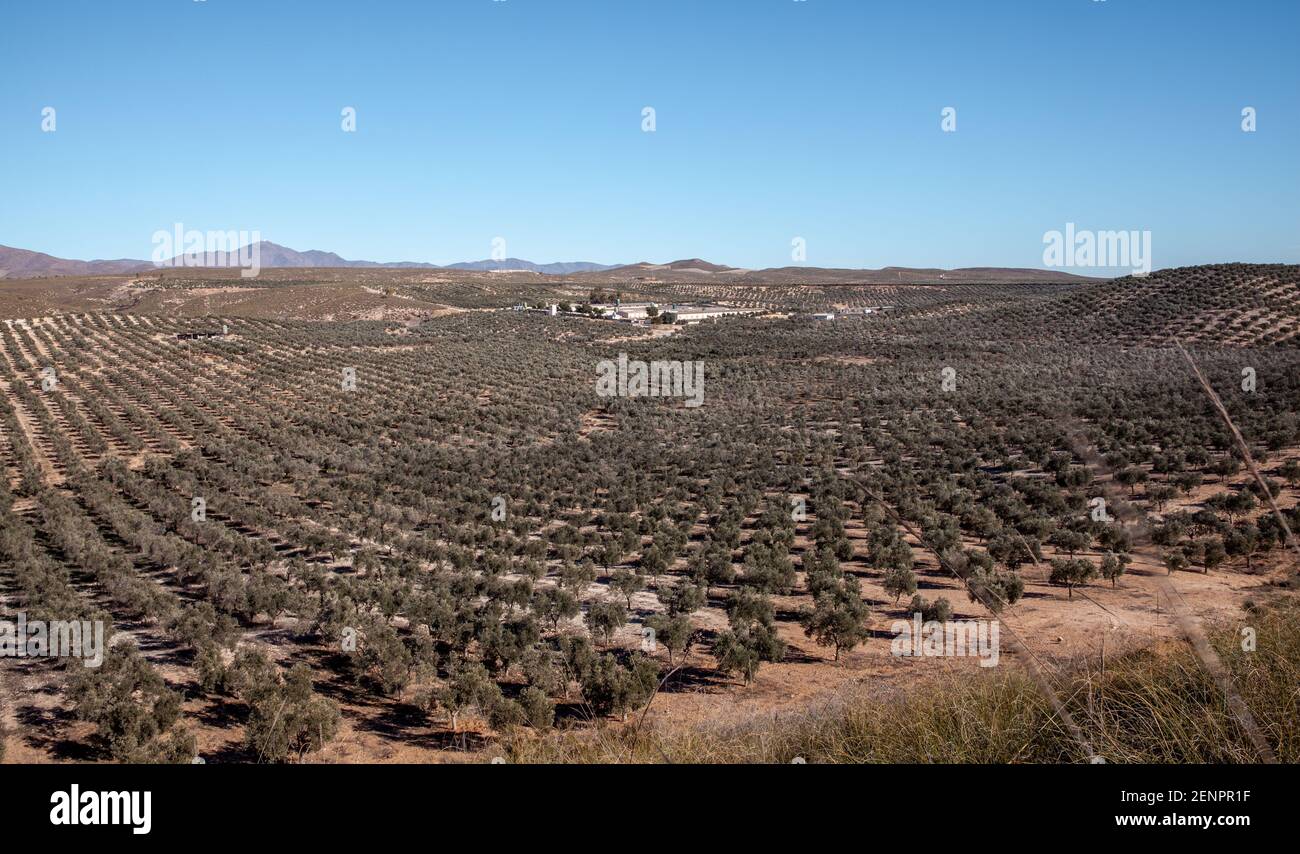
<box><xmin>0</xmin><ymin>242</ymin><xmax>618</xmax><ymax>278</ymax></box>
<box><xmin>0</xmin><ymin>242</ymin><xmax>1099</xmax><ymax>284</ymax></box>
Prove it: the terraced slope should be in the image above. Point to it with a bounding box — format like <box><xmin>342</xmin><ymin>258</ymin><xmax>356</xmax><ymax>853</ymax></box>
<box><xmin>874</xmin><ymin>264</ymin><xmax>1300</xmax><ymax>349</ymax></box>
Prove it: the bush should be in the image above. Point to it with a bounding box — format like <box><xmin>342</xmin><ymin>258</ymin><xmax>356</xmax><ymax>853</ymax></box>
<box><xmin>518</xmin><ymin>686</ymin><xmax>555</xmax><ymax>729</ymax></box>
<box><xmin>244</xmin><ymin>662</ymin><xmax>341</xmax><ymax>763</ymax></box>
<box><xmin>580</xmin><ymin>653</ymin><xmax>660</xmax><ymax>719</ymax></box>
<box><xmin>69</xmin><ymin>644</ymin><xmax>194</xmax><ymax>763</ymax></box>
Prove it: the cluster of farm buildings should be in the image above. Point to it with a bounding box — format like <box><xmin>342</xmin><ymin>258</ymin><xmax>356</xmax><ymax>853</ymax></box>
<box><xmin>518</xmin><ymin>301</ymin><xmax>890</xmax><ymax>325</ymax></box>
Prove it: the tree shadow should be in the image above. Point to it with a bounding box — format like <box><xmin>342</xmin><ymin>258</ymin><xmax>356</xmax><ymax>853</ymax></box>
<box><xmin>15</xmin><ymin>702</ymin><xmax>101</xmax><ymax>761</ymax></box>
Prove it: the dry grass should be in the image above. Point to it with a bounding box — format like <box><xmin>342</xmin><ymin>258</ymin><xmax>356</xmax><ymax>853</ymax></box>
<box><xmin>499</xmin><ymin>601</ymin><xmax>1300</xmax><ymax>764</ymax></box>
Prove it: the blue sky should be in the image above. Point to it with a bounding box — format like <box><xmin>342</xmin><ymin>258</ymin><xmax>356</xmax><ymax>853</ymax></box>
<box><xmin>2</xmin><ymin>0</ymin><xmax>1297</xmax><ymax>272</ymax></box>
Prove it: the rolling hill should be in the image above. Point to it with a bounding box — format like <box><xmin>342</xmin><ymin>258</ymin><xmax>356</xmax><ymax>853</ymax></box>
<box><xmin>585</xmin><ymin>260</ymin><xmax>1100</xmax><ymax>285</ymax></box>
<box><xmin>885</xmin><ymin>263</ymin><xmax>1300</xmax><ymax>348</ymax></box>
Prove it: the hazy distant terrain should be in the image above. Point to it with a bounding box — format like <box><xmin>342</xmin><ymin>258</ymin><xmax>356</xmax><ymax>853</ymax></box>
<box><xmin>583</xmin><ymin>260</ymin><xmax>1100</xmax><ymax>285</ymax></box>
<box><xmin>1</xmin><ymin>242</ymin><xmax>1097</xmax><ymax>284</ymax></box>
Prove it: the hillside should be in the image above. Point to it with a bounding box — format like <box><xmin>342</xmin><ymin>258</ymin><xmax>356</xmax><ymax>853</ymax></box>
<box><xmin>883</xmin><ymin>263</ymin><xmax>1300</xmax><ymax>348</ymax></box>
<box><xmin>2</xmin><ymin>262</ymin><xmax>1297</xmax><ymax>768</ymax></box>
<box><xmin>1044</xmin><ymin>263</ymin><xmax>1300</xmax><ymax>346</ymax></box>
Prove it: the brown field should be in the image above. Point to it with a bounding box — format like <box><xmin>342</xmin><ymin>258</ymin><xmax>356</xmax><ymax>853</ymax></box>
<box><xmin>2</xmin><ymin>263</ymin><xmax>1298</xmax><ymax>764</ymax></box>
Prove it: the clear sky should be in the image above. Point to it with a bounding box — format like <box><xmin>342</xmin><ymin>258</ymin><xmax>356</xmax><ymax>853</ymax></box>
<box><xmin>2</xmin><ymin>0</ymin><xmax>1297</xmax><ymax>273</ymax></box>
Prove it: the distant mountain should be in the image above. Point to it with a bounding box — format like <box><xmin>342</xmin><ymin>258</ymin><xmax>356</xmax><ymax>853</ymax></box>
<box><xmin>587</xmin><ymin>259</ymin><xmax>1101</xmax><ymax>285</ymax></box>
<box><xmin>156</xmin><ymin>241</ymin><xmax>444</xmax><ymax>270</ymax></box>
<box><xmin>173</xmin><ymin>244</ymin><xmax>613</xmax><ymax>273</ymax></box>
<box><xmin>2</xmin><ymin>242</ymin><xmax>1102</xmax><ymax>283</ymax></box>
<box><xmin>0</xmin><ymin>242</ymin><xmax>612</xmax><ymax>278</ymax></box>
<box><xmin>442</xmin><ymin>258</ymin><xmax>619</xmax><ymax>274</ymax></box>
<box><xmin>617</xmin><ymin>259</ymin><xmax>740</xmax><ymax>274</ymax></box>
<box><xmin>0</xmin><ymin>245</ymin><xmax>151</xmax><ymax>278</ymax></box>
